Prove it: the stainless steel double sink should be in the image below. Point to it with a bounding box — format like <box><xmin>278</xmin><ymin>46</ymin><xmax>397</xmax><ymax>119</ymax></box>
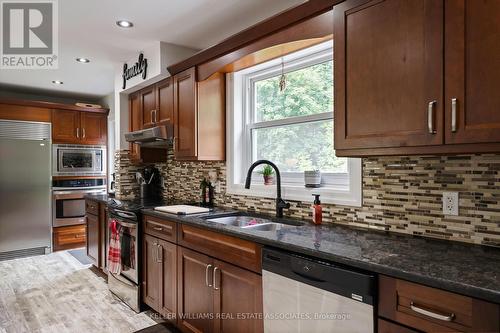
<box><xmin>204</xmin><ymin>214</ymin><xmax>301</xmax><ymax>232</ymax></box>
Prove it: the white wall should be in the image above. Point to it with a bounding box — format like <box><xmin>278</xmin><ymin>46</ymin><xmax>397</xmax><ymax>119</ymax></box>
<box><xmin>99</xmin><ymin>93</ymin><xmax>115</xmax><ymax>191</ymax></box>
<box><xmin>113</xmin><ymin>42</ymin><xmax>198</xmax><ymax>150</ymax></box>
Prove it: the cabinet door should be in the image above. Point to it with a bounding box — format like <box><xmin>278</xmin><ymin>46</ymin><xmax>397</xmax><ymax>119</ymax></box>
<box><xmin>129</xmin><ymin>93</ymin><xmax>142</xmax><ymax>161</ymax></box>
<box><xmin>142</xmin><ymin>234</ymin><xmax>160</xmax><ymax>310</ymax></box>
<box><xmin>333</xmin><ymin>0</ymin><xmax>443</xmax><ymax>150</ymax></box>
<box><xmin>178</xmin><ymin>247</ymin><xmax>213</xmax><ymax>333</ymax></box>
<box><xmin>52</xmin><ymin>109</ymin><xmax>80</xmax><ymax>143</ymax></box>
<box><xmin>99</xmin><ymin>204</ymin><xmax>107</xmax><ymax>271</ymax></box>
<box><xmin>157</xmin><ymin>78</ymin><xmax>174</xmax><ymax>126</ymax></box>
<box><xmin>158</xmin><ymin>239</ymin><xmax>177</xmax><ymax>321</ymax></box>
<box><xmin>141</xmin><ymin>86</ymin><xmax>157</xmax><ymax>129</ymax></box>
<box><xmin>445</xmin><ymin>0</ymin><xmax>500</xmax><ymax>144</ymax></box>
<box><xmin>173</xmin><ymin>67</ymin><xmax>197</xmax><ymax>159</ymax></box>
<box><xmin>80</xmin><ymin>112</ymin><xmax>107</xmax><ymax>145</ymax></box>
<box><xmin>85</xmin><ymin>214</ymin><xmax>99</xmax><ymax>265</ymax></box>
<box><xmin>213</xmin><ymin>260</ymin><xmax>263</xmax><ymax>333</ymax></box>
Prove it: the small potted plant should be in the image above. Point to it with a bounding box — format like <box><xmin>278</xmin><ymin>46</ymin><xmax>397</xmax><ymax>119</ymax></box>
<box><xmin>259</xmin><ymin>164</ymin><xmax>275</xmax><ymax>185</ymax></box>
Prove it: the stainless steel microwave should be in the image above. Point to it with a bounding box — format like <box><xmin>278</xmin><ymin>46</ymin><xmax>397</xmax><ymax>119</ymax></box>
<box><xmin>52</xmin><ymin>144</ymin><xmax>106</xmax><ymax>176</ymax></box>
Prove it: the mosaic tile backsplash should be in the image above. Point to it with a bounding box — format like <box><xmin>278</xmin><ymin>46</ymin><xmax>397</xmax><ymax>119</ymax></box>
<box><xmin>115</xmin><ymin>150</ymin><xmax>500</xmax><ymax>247</ymax></box>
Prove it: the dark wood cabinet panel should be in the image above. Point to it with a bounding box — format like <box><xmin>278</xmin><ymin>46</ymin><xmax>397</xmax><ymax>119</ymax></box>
<box><xmin>99</xmin><ymin>204</ymin><xmax>107</xmax><ymax>272</ymax></box>
<box><xmin>141</xmin><ymin>86</ymin><xmax>157</xmax><ymax>129</ymax></box>
<box><xmin>333</xmin><ymin>0</ymin><xmax>443</xmax><ymax>150</ymax></box>
<box><xmin>173</xmin><ymin>67</ymin><xmax>198</xmax><ymax>159</ymax></box>
<box><xmin>142</xmin><ymin>234</ymin><xmax>160</xmax><ymax>310</ymax></box>
<box><xmin>53</xmin><ymin>224</ymin><xmax>86</xmax><ymax>251</ymax></box>
<box><xmin>143</xmin><ymin>215</ymin><xmax>177</xmax><ymax>243</ymax></box>
<box><xmin>129</xmin><ymin>93</ymin><xmax>142</xmax><ymax>162</ymax></box>
<box><xmin>157</xmin><ymin>78</ymin><xmax>174</xmax><ymax>126</ymax></box>
<box><xmin>52</xmin><ymin>109</ymin><xmax>80</xmax><ymax>143</ymax></box>
<box><xmin>80</xmin><ymin>112</ymin><xmax>107</xmax><ymax>145</ymax></box>
<box><xmin>213</xmin><ymin>259</ymin><xmax>263</xmax><ymax>333</ymax></box>
<box><xmin>379</xmin><ymin>275</ymin><xmax>500</xmax><ymax>333</ymax></box>
<box><xmin>445</xmin><ymin>0</ymin><xmax>500</xmax><ymax>144</ymax></box>
<box><xmin>378</xmin><ymin>319</ymin><xmax>419</xmax><ymax>333</ymax></box>
<box><xmin>177</xmin><ymin>247</ymin><xmax>214</xmax><ymax>333</ymax></box>
<box><xmin>86</xmin><ymin>213</ymin><xmax>99</xmax><ymax>266</ymax></box>
<box><xmin>158</xmin><ymin>239</ymin><xmax>177</xmax><ymax>321</ymax></box>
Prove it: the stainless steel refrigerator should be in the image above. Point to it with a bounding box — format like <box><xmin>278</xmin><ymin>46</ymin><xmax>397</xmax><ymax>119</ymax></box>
<box><xmin>0</xmin><ymin>120</ymin><xmax>52</xmax><ymax>260</ymax></box>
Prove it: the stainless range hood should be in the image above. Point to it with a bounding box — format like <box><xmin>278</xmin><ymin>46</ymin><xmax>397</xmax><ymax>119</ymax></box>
<box><xmin>125</xmin><ymin>124</ymin><xmax>173</xmax><ymax>148</ymax></box>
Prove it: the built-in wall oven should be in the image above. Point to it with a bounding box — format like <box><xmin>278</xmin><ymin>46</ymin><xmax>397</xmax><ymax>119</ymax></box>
<box><xmin>52</xmin><ymin>178</ymin><xmax>106</xmax><ymax>227</ymax></box>
<box><xmin>52</xmin><ymin>144</ymin><xmax>106</xmax><ymax>176</ymax></box>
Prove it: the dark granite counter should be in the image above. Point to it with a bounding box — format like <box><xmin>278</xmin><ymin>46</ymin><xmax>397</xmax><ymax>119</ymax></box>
<box><xmin>84</xmin><ymin>193</ymin><xmax>111</xmax><ymax>203</ymax></box>
<box><xmin>142</xmin><ymin>208</ymin><xmax>500</xmax><ymax>304</ymax></box>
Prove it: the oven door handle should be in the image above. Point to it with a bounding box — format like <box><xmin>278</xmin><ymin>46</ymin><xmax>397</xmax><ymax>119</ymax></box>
<box><xmin>116</xmin><ymin>220</ymin><xmax>137</xmax><ymax>228</ymax></box>
<box><xmin>113</xmin><ymin>210</ymin><xmax>137</xmax><ymax>220</ymax></box>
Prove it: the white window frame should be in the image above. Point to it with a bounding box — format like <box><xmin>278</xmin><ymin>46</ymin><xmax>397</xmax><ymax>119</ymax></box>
<box><xmin>226</xmin><ymin>41</ymin><xmax>362</xmax><ymax>206</ymax></box>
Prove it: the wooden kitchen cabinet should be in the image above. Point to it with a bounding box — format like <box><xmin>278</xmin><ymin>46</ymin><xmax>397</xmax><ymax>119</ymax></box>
<box><xmin>156</xmin><ymin>77</ymin><xmax>174</xmax><ymax>126</ymax></box>
<box><xmin>85</xmin><ymin>199</ymin><xmax>107</xmax><ymax>270</ymax></box>
<box><xmin>52</xmin><ymin>109</ymin><xmax>107</xmax><ymax>145</ymax></box>
<box><xmin>378</xmin><ymin>275</ymin><xmax>500</xmax><ymax>333</ymax></box>
<box><xmin>213</xmin><ymin>259</ymin><xmax>263</xmax><ymax>333</ymax></box>
<box><xmin>444</xmin><ymin>0</ymin><xmax>500</xmax><ymax>144</ymax></box>
<box><xmin>177</xmin><ymin>247</ymin><xmax>214</xmax><ymax>333</ymax></box>
<box><xmin>334</xmin><ymin>0</ymin><xmax>500</xmax><ymax>156</ymax></box>
<box><xmin>52</xmin><ymin>109</ymin><xmax>81</xmax><ymax>143</ymax></box>
<box><xmin>85</xmin><ymin>213</ymin><xmax>99</xmax><ymax>265</ymax></box>
<box><xmin>333</xmin><ymin>0</ymin><xmax>443</xmax><ymax>151</ymax></box>
<box><xmin>140</xmin><ymin>85</ymin><xmax>157</xmax><ymax>129</ymax></box>
<box><xmin>173</xmin><ymin>68</ymin><xmax>225</xmax><ymax>161</ymax></box>
<box><xmin>142</xmin><ymin>234</ymin><xmax>161</xmax><ymax>310</ymax></box>
<box><xmin>53</xmin><ymin>224</ymin><xmax>86</xmax><ymax>252</ymax></box>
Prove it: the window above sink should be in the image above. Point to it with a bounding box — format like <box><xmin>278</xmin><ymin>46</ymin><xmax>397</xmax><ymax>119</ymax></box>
<box><xmin>226</xmin><ymin>41</ymin><xmax>362</xmax><ymax>206</ymax></box>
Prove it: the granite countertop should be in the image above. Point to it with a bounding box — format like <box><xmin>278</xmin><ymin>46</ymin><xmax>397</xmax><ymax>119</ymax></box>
<box><xmin>142</xmin><ymin>208</ymin><xmax>500</xmax><ymax>304</ymax></box>
<box><xmin>84</xmin><ymin>193</ymin><xmax>111</xmax><ymax>203</ymax></box>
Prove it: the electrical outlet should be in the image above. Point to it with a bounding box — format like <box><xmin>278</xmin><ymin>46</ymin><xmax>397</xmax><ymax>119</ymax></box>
<box><xmin>442</xmin><ymin>192</ymin><xmax>459</xmax><ymax>216</ymax></box>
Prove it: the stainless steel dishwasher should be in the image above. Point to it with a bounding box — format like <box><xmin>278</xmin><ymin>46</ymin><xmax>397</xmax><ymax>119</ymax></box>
<box><xmin>262</xmin><ymin>247</ymin><xmax>376</xmax><ymax>333</ymax></box>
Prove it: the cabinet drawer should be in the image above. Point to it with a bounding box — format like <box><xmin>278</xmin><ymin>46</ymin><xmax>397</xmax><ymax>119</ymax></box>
<box><xmin>178</xmin><ymin>224</ymin><xmax>261</xmax><ymax>273</ymax></box>
<box><xmin>143</xmin><ymin>215</ymin><xmax>176</xmax><ymax>243</ymax></box>
<box><xmin>53</xmin><ymin>224</ymin><xmax>86</xmax><ymax>251</ymax></box>
<box><xmin>85</xmin><ymin>199</ymin><xmax>99</xmax><ymax>215</ymax></box>
<box><xmin>379</xmin><ymin>275</ymin><xmax>500</xmax><ymax>332</ymax></box>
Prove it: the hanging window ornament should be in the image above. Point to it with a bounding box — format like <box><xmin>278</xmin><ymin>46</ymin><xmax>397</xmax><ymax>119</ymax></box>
<box><xmin>279</xmin><ymin>58</ymin><xmax>286</xmax><ymax>92</ymax></box>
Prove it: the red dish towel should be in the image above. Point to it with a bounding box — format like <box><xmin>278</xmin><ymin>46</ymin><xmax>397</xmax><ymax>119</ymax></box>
<box><xmin>108</xmin><ymin>220</ymin><xmax>121</xmax><ymax>274</ymax></box>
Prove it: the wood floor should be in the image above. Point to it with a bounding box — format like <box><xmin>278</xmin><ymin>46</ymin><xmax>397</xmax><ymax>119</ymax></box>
<box><xmin>0</xmin><ymin>251</ymin><xmax>156</xmax><ymax>333</ymax></box>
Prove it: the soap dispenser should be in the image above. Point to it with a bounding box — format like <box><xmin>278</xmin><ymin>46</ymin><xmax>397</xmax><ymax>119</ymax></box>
<box><xmin>312</xmin><ymin>194</ymin><xmax>322</xmax><ymax>225</ymax></box>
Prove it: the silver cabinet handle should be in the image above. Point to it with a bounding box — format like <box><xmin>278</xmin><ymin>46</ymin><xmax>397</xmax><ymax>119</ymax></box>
<box><xmin>428</xmin><ymin>101</ymin><xmax>437</xmax><ymax>134</ymax></box>
<box><xmin>153</xmin><ymin>226</ymin><xmax>163</xmax><ymax>231</ymax></box>
<box><xmin>213</xmin><ymin>266</ymin><xmax>220</xmax><ymax>290</ymax></box>
<box><xmin>410</xmin><ymin>302</ymin><xmax>455</xmax><ymax>322</ymax></box>
<box><xmin>205</xmin><ymin>264</ymin><xmax>213</xmax><ymax>287</ymax></box>
<box><xmin>153</xmin><ymin>110</ymin><xmax>158</xmax><ymax>123</ymax></box>
<box><xmin>150</xmin><ymin>110</ymin><xmax>154</xmax><ymax>124</ymax></box>
<box><xmin>76</xmin><ymin>127</ymin><xmax>80</xmax><ymax>138</ymax></box>
<box><xmin>173</xmin><ymin>137</ymin><xmax>177</xmax><ymax>152</ymax></box>
<box><xmin>451</xmin><ymin>98</ymin><xmax>457</xmax><ymax>132</ymax></box>
<box><xmin>82</xmin><ymin>128</ymin><xmax>85</xmax><ymax>138</ymax></box>
<box><xmin>157</xmin><ymin>244</ymin><xmax>163</xmax><ymax>263</ymax></box>
<box><xmin>153</xmin><ymin>242</ymin><xmax>158</xmax><ymax>262</ymax></box>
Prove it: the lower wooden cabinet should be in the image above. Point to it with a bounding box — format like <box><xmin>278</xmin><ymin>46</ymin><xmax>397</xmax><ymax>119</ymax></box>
<box><xmin>84</xmin><ymin>199</ymin><xmax>107</xmax><ymax>270</ymax></box>
<box><xmin>53</xmin><ymin>224</ymin><xmax>86</xmax><ymax>251</ymax></box>
<box><xmin>378</xmin><ymin>318</ymin><xmax>419</xmax><ymax>333</ymax></box>
<box><xmin>379</xmin><ymin>275</ymin><xmax>500</xmax><ymax>333</ymax></box>
<box><xmin>177</xmin><ymin>247</ymin><xmax>263</xmax><ymax>333</ymax></box>
<box><xmin>86</xmin><ymin>213</ymin><xmax>99</xmax><ymax>265</ymax></box>
<box><xmin>177</xmin><ymin>247</ymin><xmax>214</xmax><ymax>333</ymax></box>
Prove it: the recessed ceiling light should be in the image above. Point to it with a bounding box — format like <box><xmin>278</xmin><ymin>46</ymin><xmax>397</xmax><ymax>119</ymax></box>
<box><xmin>76</xmin><ymin>57</ymin><xmax>90</xmax><ymax>63</ymax></box>
<box><xmin>52</xmin><ymin>80</ymin><xmax>63</xmax><ymax>85</ymax></box>
<box><xmin>116</xmin><ymin>20</ymin><xmax>133</xmax><ymax>28</ymax></box>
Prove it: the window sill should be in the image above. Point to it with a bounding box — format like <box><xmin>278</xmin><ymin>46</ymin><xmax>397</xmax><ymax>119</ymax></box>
<box><xmin>226</xmin><ymin>183</ymin><xmax>362</xmax><ymax>207</ymax></box>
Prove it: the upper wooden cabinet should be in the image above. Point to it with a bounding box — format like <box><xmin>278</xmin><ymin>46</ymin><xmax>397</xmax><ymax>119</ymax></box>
<box><xmin>156</xmin><ymin>78</ymin><xmax>174</xmax><ymax>127</ymax></box>
<box><xmin>334</xmin><ymin>0</ymin><xmax>500</xmax><ymax>156</ymax></box>
<box><xmin>334</xmin><ymin>0</ymin><xmax>443</xmax><ymax>151</ymax></box>
<box><xmin>444</xmin><ymin>0</ymin><xmax>500</xmax><ymax>144</ymax></box>
<box><xmin>135</xmin><ymin>77</ymin><xmax>174</xmax><ymax>130</ymax></box>
<box><xmin>173</xmin><ymin>68</ymin><xmax>225</xmax><ymax>161</ymax></box>
<box><xmin>140</xmin><ymin>85</ymin><xmax>156</xmax><ymax>129</ymax></box>
<box><xmin>52</xmin><ymin>109</ymin><xmax>107</xmax><ymax>145</ymax></box>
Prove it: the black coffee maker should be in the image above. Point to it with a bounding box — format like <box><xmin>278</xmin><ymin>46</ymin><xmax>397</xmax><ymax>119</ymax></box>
<box><xmin>136</xmin><ymin>166</ymin><xmax>162</xmax><ymax>199</ymax></box>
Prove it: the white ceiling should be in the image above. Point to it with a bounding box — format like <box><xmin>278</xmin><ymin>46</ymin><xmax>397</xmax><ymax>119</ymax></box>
<box><xmin>0</xmin><ymin>0</ymin><xmax>304</xmax><ymax>100</ymax></box>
